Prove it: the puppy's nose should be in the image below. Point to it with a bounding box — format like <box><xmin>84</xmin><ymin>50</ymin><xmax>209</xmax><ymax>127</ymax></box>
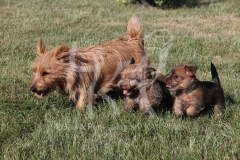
<box><xmin>119</xmin><ymin>82</ymin><xmax>123</xmax><ymax>88</ymax></box>
<box><xmin>30</xmin><ymin>86</ymin><xmax>37</xmax><ymax>92</ymax></box>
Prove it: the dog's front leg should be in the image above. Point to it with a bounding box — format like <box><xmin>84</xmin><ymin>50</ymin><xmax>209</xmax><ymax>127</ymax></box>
<box><xmin>173</xmin><ymin>97</ymin><xmax>184</xmax><ymax>117</ymax></box>
<box><xmin>76</xmin><ymin>94</ymin><xmax>89</xmax><ymax>109</ymax></box>
<box><xmin>125</xmin><ymin>97</ymin><xmax>137</xmax><ymax>112</ymax></box>
<box><xmin>139</xmin><ymin>97</ymin><xmax>157</xmax><ymax>116</ymax></box>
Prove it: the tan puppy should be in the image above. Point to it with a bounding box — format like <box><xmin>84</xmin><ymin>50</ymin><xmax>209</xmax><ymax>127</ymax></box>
<box><xmin>30</xmin><ymin>16</ymin><xmax>147</xmax><ymax>109</ymax></box>
<box><xmin>165</xmin><ymin>63</ymin><xmax>224</xmax><ymax>118</ymax></box>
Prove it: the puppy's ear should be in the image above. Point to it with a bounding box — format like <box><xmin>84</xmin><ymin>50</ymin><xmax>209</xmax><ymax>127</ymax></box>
<box><xmin>55</xmin><ymin>46</ymin><xmax>70</xmax><ymax>62</ymax></box>
<box><xmin>184</xmin><ymin>65</ymin><xmax>197</xmax><ymax>77</ymax></box>
<box><xmin>144</xmin><ymin>67</ymin><xmax>156</xmax><ymax>79</ymax></box>
<box><xmin>37</xmin><ymin>37</ymin><xmax>48</xmax><ymax>55</ymax></box>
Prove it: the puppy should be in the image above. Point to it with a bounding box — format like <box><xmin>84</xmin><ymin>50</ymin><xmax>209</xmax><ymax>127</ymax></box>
<box><xmin>118</xmin><ymin>64</ymin><xmax>173</xmax><ymax>115</ymax></box>
<box><xmin>165</xmin><ymin>63</ymin><xmax>225</xmax><ymax>118</ymax></box>
<box><xmin>30</xmin><ymin>16</ymin><xmax>147</xmax><ymax>109</ymax></box>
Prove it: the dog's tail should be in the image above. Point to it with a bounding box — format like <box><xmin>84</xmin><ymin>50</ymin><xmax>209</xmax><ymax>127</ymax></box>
<box><xmin>127</xmin><ymin>16</ymin><xmax>143</xmax><ymax>40</ymax></box>
<box><xmin>211</xmin><ymin>62</ymin><xmax>221</xmax><ymax>86</ymax></box>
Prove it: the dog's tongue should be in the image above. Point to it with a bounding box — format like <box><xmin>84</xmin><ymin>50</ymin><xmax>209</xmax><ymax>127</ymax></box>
<box><xmin>123</xmin><ymin>90</ymin><xmax>128</xmax><ymax>95</ymax></box>
<box><xmin>36</xmin><ymin>93</ymin><xmax>44</xmax><ymax>99</ymax></box>
<box><xmin>166</xmin><ymin>85</ymin><xmax>172</xmax><ymax>89</ymax></box>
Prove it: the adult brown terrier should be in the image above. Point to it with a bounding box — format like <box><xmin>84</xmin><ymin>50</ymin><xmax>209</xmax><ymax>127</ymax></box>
<box><xmin>165</xmin><ymin>63</ymin><xmax>224</xmax><ymax>118</ymax></box>
<box><xmin>30</xmin><ymin>16</ymin><xmax>147</xmax><ymax>109</ymax></box>
<box><xmin>118</xmin><ymin>64</ymin><xmax>173</xmax><ymax>115</ymax></box>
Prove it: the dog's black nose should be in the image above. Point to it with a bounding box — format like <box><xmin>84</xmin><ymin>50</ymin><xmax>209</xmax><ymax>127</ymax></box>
<box><xmin>30</xmin><ymin>86</ymin><xmax>37</xmax><ymax>92</ymax></box>
<box><xmin>119</xmin><ymin>82</ymin><xmax>123</xmax><ymax>88</ymax></box>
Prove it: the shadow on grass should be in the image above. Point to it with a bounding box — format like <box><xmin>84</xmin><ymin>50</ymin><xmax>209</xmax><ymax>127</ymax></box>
<box><xmin>136</xmin><ymin>0</ymin><xmax>213</xmax><ymax>8</ymax></box>
<box><xmin>224</xmin><ymin>93</ymin><xmax>236</xmax><ymax>106</ymax></box>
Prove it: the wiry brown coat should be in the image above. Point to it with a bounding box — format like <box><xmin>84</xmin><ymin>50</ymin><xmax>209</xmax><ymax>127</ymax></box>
<box><xmin>30</xmin><ymin>16</ymin><xmax>147</xmax><ymax>109</ymax></box>
<box><xmin>118</xmin><ymin>64</ymin><xmax>173</xmax><ymax>115</ymax></box>
<box><xmin>165</xmin><ymin>63</ymin><xmax>224</xmax><ymax>118</ymax></box>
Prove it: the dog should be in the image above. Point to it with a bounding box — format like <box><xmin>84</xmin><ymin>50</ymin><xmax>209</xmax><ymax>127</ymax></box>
<box><xmin>118</xmin><ymin>63</ymin><xmax>173</xmax><ymax>115</ymax></box>
<box><xmin>165</xmin><ymin>62</ymin><xmax>225</xmax><ymax>118</ymax></box>
<box><xmin>30</xmin><ymin>16</ymin><xmax>147</xmax><ymax>109</ymax></box>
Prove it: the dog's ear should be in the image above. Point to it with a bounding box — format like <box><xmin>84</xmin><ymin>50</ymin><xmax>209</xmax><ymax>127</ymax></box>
<box><xmin>55</xmin><ymin>46</ymin><xmax>70</xmax><ymax>61</ymax></box>
<box><xmin>37</xmin><ymin>37</ymin><xmax>48</xmax><ymax>55</ymax></box>
<box><xmin>144</xmin><ymin>67</ymin><xmax>156</xmax><ymax>79</ymax></box>
<box><xmin>184</xmin><ymin>65</ymin><xmax>197</xmax><ymax>77</ymax></box>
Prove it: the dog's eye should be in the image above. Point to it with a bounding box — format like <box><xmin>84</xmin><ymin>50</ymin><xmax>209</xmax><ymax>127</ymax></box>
<box><xmin>42</xmin><ymin>72</ymin><xmax>50</xmax><ymax>76</ymax></box>
<box><xmin>128</xmin><ymin>77</ymin><xmax>134</xmax><ymax>80</ymax></box>
<box><xmin>174</xmin><ymin>74</ymin><xmax>178</xmax><ymax>79</ymax></box>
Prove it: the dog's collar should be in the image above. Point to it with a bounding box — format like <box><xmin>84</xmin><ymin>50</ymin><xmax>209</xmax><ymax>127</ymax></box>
<box><xmin>183</xmin><ymin>88</ymin><xmax>196</xmax><ymax>94</ymax></box>
<box><xmin>183</xmin><ymin>82</ymin><xmax>198</xmax><ymax>95</ymax></box>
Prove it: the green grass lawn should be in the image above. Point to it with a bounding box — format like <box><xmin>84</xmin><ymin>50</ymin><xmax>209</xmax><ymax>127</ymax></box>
<box><xmin>1</xmin><ymin>0</ymin><xmax>240</xmax><ymax>159</ymax></box>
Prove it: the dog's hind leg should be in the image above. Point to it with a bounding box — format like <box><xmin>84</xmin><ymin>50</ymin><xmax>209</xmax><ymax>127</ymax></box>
<box><xmin>214</xmin><ymin>104</ymin><xmax>224</xmax><ymax>119</ymax></box>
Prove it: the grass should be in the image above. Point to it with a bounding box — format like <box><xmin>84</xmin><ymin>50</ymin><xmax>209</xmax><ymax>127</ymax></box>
<box><xmin>1</xmin><ymin>0</ymin><xmax>240</xmax><ymax>159</ymax></box>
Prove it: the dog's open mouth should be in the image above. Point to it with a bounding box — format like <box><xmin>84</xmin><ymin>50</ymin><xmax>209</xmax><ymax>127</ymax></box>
<box><xmin>123</xmin><ymin>89</ymin><xmax>134</xmax><ymax>96</ymax></box>
<box><xmin>166</xmin><ymin>85</ymin><xmax>173</xmax><ymax>89</ymax></box>
<box><xmin>35</xmin><ymin>89</ymin><xmax>50</xmax><ymax>99</ymax></box>
<box><xmin>36</xmin><ymin>91</ymin><xmax>47</xmax><ymax>99</ymax></box>
<box><xmin>123</xmin><ymin>89</ymin><xmax>129</xmax><ymax>95</ymax></box>
<box><xmin>166</xmin><ymin>84</ymin><xmax>177</xmax><ymax>91</ymax></box>
<box><xmin>122</xmin><ymin>88</ymin><xmax>138</xmax><ymax>96</ymax></box>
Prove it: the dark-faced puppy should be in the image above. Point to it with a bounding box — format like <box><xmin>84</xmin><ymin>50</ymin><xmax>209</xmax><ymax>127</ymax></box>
<box><xmin>165</xmin><ymin>63</ymin><xmax>224</xmax><ymax>118</ymax></box>
<box><xmin>119</xmin><ymin>64</ymin><xmax>173</xmax><ymax>115</ymax></box>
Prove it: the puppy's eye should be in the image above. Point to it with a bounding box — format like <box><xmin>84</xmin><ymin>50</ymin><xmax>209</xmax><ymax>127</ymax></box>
<box><xmin>128</xmin><ymin>77</ymin><xmax>134</xmax><ymax>80</ymax></box>
<box><xmin>174</xmin><ymin>74</ymin><xmax>179</xmax><ymax>79</ymax></box>
<box><xmin>42</xmin><ymin>72</ymin><xmax>50</xmax><ymax>76</ymax></box>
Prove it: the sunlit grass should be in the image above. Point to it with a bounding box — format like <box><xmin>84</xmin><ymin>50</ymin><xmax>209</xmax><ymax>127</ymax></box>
<box><xmin>1</xmin><ymin>0</ymin><xmax>240</xmax><ymax>159</ymax></box>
